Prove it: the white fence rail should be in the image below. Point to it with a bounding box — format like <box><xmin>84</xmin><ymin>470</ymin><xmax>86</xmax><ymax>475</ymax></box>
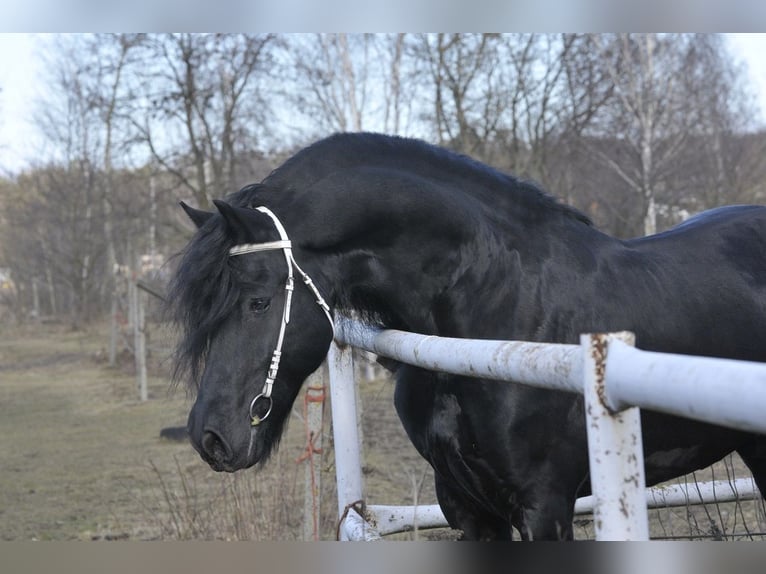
<box><xmin>353</xmin><ymin>476</ymin><xmax>758</xmax><ymax>539</ymax></box>
<box><xmin>327</xmin><ymin>317</ymin><xmax>766</xmax><ymax>541</ymax></box>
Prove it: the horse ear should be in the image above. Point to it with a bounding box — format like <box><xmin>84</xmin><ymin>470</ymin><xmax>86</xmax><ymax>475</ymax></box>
<box><xmin>213</xmin><ymin>199</ymin><xmax>255</xmax><ymax>240</ymax></box>
<box><xmin>180</xmin><ymin>202</ymin><xmax>214</xmax><ymax>229</ymax></box>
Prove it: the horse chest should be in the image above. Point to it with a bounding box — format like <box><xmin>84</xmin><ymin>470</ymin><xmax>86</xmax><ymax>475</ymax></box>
<box><xmin>394</xmin><ymin>370</ymin><xmax>519</xmax><ymax>503</ymax></box>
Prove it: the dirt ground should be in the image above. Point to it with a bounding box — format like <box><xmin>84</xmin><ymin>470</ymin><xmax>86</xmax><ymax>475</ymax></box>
<box><xmin>0</xmin><ymin>319</ymin><xmax>764</xmax><ymax>541</ymax></box>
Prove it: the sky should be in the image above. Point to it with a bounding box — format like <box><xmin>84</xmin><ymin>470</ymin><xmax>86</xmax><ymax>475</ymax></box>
<box><xmin>0</xmin><ymin>33</ymin><xmax>45</xmax><ymax>174</ymax></box>
<box><xmin>1</xmin><ymin>33</ymin><xmax>766</xmax><ymax>175</ymax></box>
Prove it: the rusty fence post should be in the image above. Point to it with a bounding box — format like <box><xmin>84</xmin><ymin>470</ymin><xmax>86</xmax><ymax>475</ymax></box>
<box><xmin>302</xmin><ymin>366</ymin><xmax>326</xmax><ymax>541</ymax></box>
<box><xmin>581</xmin><ymin>332</ymin><xmax>648</xmax><ymax>541</ymax></box>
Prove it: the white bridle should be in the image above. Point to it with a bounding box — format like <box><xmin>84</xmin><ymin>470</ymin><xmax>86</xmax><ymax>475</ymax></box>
<box><xmin>228</xmin><ymin>206</ymin><xmax>334</xmax><ymax>426</ymax></box>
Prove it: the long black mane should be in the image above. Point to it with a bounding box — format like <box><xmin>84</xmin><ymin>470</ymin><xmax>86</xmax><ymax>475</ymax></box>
<box><xmin>168</xmin><ymin>213</ymin><xmax>241</xmax><ymax>389</ymax></box>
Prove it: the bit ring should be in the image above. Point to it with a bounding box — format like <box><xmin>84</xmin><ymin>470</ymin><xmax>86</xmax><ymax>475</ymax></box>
<box><xmin>249</xmin><ymin>393</ymin><xmax>273</xmax><ymax>426</ymax></box>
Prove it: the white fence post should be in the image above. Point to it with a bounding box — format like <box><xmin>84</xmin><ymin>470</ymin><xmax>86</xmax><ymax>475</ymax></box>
<box><xmin>327</xmin><ymin>340</ymin><xmax>365</xmax><ymax>540</ymax></box>
<box><xmin>582</xmin><ymin>332</ymin><xmax>648</xmax><ymax>541</ymax></box>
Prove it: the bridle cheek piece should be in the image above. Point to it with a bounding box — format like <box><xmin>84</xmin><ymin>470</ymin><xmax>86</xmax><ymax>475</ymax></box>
<box><xmin>228</xmin><ymin>206</ymin><xmax>334</xmax><ymax>427</ymax></box>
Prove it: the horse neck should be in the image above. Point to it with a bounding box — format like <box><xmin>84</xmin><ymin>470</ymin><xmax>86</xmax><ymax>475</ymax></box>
<box><xmin>325</xmin><ymin>213</ymin><xmax>612</xmax><ymax>340</ymax></box>
<box><xmin>314</xmin><ymin>238</ymin><xmax>451</xmax><ymax>335</ymax></box>
<box><xmin>309</xmin><ymin>203</ymin><xmax>555</xmax><ymax>338</ymax></box>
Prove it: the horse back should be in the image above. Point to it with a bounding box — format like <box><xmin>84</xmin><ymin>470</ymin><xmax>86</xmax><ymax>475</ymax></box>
<box><xmin>624</xmin><ymin>205</ymin><xmax>766</xmax><ymax>362</ymax></box>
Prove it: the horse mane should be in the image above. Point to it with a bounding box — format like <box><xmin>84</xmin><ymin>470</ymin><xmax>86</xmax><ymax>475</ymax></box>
<box><xmin>168</xmin><ymin>213</ymin><xmax>240</xmax><ymax>390</ymax></box>
<box><xmin>257</xmin><ymin>132</ymin><xmax>592</xmax><ymax>227</ymax></box>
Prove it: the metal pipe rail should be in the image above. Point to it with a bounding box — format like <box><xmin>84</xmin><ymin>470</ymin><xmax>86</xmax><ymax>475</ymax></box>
<box><xmin>335</xmin><ymin>317</ymin><xmax>766</xmax><ymax>435</ymax></box>
<box><xmin>605</xmin><ymin>341</ymin><xmax>766</xmax><ymax>435</ymax></box>
<box><xmin>329</xmin><ymin>317</ymin><xmax>766</xmax><ymax>541</ymax></box>
<box><xmin>335</xmin><ymin>316</ymin><xmax>583</xmax><ymax>394</ymax></box>
<box><xmin>345</xmin><ymin>477</ymin><xmax>759</xmax><ymax>539</ymax></box>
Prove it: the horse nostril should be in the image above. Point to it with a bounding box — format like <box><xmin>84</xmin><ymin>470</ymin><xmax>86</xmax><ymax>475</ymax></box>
<box><xmin>201</xmin><ymin>429</ymin><xmax>232</xmax><ymax>468</ymax></box>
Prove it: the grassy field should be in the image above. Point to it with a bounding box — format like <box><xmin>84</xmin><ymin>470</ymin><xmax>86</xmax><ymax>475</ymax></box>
<box><xmin>0</xmin><ymin>319</ymin><xmax>440</xmax><ymax>541</ymax></box>
<box><xmin>0</xmin><ymin>321</ymin><xmax>198</xmax><ymax>540</ymax></box>
<box><xmin>0</xmin><ymin>319</ymin><xmax>764</xmax><ymax>541</ymax></box>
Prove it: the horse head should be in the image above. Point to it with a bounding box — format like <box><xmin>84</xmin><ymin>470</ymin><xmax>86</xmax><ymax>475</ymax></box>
<box><xmin>171</xmin><ymin>200</ymin><xmax>334</xmax><ymax>471</ymax></box>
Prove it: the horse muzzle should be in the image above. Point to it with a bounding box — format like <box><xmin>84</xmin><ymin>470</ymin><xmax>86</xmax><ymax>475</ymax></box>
<box><xmin>196</xmin><ymin>428</ymin><xmax>238</xmax><ymax>471</ymax></box>
<box><xmin>188</xmin><ymin>404</ymin><xmax>256</xmax><ymax>472</ymax></box>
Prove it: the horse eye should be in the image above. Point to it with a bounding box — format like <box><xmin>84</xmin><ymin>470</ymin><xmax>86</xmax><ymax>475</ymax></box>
<box><xmin>249</xmin><ymin>298</ymin><xmax>271</xmax><ymax>314</ymax></box>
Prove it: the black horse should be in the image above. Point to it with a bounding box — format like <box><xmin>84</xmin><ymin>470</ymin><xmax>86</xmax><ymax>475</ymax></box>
<box><xmin>170</xmin><ymin>132</ymin><xmax>766</xmax><ymax>540</ymax></box>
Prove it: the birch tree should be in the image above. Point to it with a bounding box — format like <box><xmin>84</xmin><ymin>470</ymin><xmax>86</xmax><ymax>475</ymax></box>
<box><xmin>588</xmin><ymin>34</ymin><xmax>708</xmax><ymax>235</ymax></box>
<box><xmin>287</xmin><ymin>34</ymin><xmax>374</xmax><ymax>134</ymax></box>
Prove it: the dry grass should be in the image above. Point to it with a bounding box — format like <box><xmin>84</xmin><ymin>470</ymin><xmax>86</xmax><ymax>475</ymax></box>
<box><xmin>0</xmin><ymin>321</ymin><xmax>196</xmax><ymax>540</ymax></box>
<box><xmin>0</xmin><ymin>319</ymin><xmax>763</xmax><ymax>541</ymax></box>
<box><xmin>0</xmin><ymin>319</ymin><xmax>435</xmax><ymax>541</ymax></box>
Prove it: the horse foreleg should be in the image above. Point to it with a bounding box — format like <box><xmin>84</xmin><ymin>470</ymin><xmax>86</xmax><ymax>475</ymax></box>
<box><xmin>737</xmin><ymin>440</ymin><xmax>766</xmax><ymax>498</ymax></box>
<box><xmin>515</xmin><ymin>490</ymin><xmax>576</xmax><ymax>541</ymax></box>
<box><xmin>433</xmin><ymin>473</ymin><xmax>513</xmax><ymax>541</ymax></box>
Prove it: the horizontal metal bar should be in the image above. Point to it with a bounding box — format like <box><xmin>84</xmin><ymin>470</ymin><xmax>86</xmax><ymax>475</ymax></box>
<box><xmin>575</xmin><ymin>477</ymin><xmax>760</xmax><ymax>514</ymax></box>
<box><xmin>605</xmin><ymin>340</ymin><xmax>766</xmax><ymax>435</ymax></box>
<box><xmin>335</xmin><ymin>317</ymin><xmax>583</xmax><ymax>394</ymax></box>
<box><xmin>336</xmin><ymin>318</ymin><xmax>766</xmax><ymax>434</ymax></box>
<box><xmin>357</xmin><ymin>479</ymin><xmax>761</xmax><ymax>538</ymax></box>
<box><xmin>364</xmin><ymin>504</ymin><xmax>451</xmax><ymax>537</ymax></box>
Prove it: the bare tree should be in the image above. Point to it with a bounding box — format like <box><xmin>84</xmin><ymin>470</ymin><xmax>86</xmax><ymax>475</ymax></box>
<box><xmin>287</xmin><ymin>34</ymin><xmax>374</xmax><ymax>135</ymax></box>
<box><xmin>30</xmin><ymin>37</ymin><xmax>105</xmax><ymax>326</ymax></box>
<box><xmin>585</xmin><ymin>34</ymin><xmax>722</xmax><ymax>235</ymax></box>
<box><xmin>488</xmin><ymin>34</ymin><xmax>602</xmax><ymax>183</ymax></box>
<box><xmin>81</xmin><ymin>34</ymin><xmax>145</xmax><ymax>282</ymax></box>
<box><xmin>9</xmin><ymin>35</ymin><xmax>151</xmax><ymax>326</ymax></box>
<box><xmin>411</xmin><ymin>33</ymin><xmax>500</xmax><ymax>156</ymax></box>
<box><xmin>133</xmin><ymin>33</ymin><xmax>278</xmax><ymax>209</ymax></box>
<box><xmin>285</xmin><ymin>33</ymin><xmax>424</xmax><ymax>140</ymax></box>
<box><xmin>672</xmin><ymin>35</ymin><xmax>764</xmax><ymax>210</ymax></box>
<box><xmin>382</xmin><ymin>33</ymin><xmax>408</xmax><ymax>134</ymax></box>
<box><xmin>409</xmin><ymin>34</ymin><xmax>605</xmax><ymax>190</ymax></box>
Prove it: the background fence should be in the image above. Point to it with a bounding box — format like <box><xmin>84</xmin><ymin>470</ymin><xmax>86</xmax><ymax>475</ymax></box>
<box><xmin>108</xmin><ymin>269</ymin><xmax>170</xmax><ymax>402</ymax></box>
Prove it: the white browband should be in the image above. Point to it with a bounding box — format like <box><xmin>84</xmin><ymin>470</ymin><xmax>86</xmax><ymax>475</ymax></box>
<box><xmin>228</xmin><ymin>206</ymin><xmax>334</xmax><ymax>426</ymax></box>
<box><xmin>229</xmin><ymin>240</ymin><xmax>292</xmax><ymax>255</ymax></box>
